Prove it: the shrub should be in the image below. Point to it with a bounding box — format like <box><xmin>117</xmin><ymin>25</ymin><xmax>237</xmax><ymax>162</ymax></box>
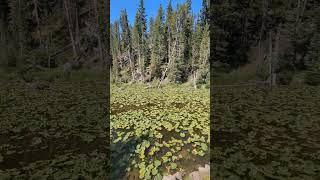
<box><xmin>305</xmin><ymin>71</ymin><xmax>320</xmax><ymax>86</ymax></box>
<box><xmin>278</xmin><ymin>71</ymin><xmax>293</xmax><ymax>85</ymax></box>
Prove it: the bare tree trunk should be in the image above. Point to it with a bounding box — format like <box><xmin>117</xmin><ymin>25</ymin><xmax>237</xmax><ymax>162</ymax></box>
<box><xmin>298</xmin><ymin>0</ymin><xmax>308</xmax><ymax>26</ymax></box>
<box><xmin>268</xmin><ymin>31</ymin><xmax>273</xmax><ymax>89</ymax></box>
<box><xmin>104</xmin><ymin>0</ymin><xmax>110</xmax><ymax>69</ymax></box>
<box><xmin>47</xmin><ymin>36</ymin><xmax>50</xmax><ymax>69</ymax></box>
<box><xmin>93</xmin><ymin>0</ymin><xmax>104</xmax><ymax>66</ymax></box>
<box><xmin>33</xmin><ymin>0</ymin><xmax>42</xmax><ymax>46</ymax></box>
<box><xmin>141</xmin><ymin>55</ymin><xmax>145</xmax><ymax>82</ymax></box>
<box><xmin>296</xmin><ymin>0</ymin><xmax>301</xmax><ymax>24</ymax></box>
<box><xmin>63</xmin><ymin>0</ymin><xmax>78</xmax><ymax>57</ymax></box>
<box><xmin>158</xmin><ymin>62</ymin><xmax>169</xmax><ymax>88</ymax></box>
<box><xmin>48</xmin><ymin>32</ymin><xmax>53</xmax><ymax>68</ymax></box>
<box><xmin>273</xmin><ymin>26</ymin><xmax>281</xmax><ymax>86</ymax></box>
<box><xmin>128</xmin><ymin>49</ymin><xmax>135</xmax><ymax>81</ymax></box>
<box><xmin>138</xmin><ymin>51</ymin><xmax>142</xmax><ymax>81</ymax></box>
<box><xmin>193</xmin><ymin>71</ymin><xmax>197</xmax><ymax>89</ymax></box>
<box><xmin>74</xmin><ymin>0</ymin><xmax>81</xmax><ymax>54</ymax></box>
<box><xmin>18</xmin><ymin>0</ymin><xmax>23</xmax><ymax>57</ymax></box>
<box><xmin>259</xmin><ymin>0</ymin><xmax>267</xmax><ymax>61</ymax></box>
<box><xmin>301</xmin><ymin>0</ymin><xmax>308</xmax><ymax>20</ymax></box>
<box><xmin>158</xmin><ymin>34</ymin><xmax>171</xmax><ymax>88</ymax></box>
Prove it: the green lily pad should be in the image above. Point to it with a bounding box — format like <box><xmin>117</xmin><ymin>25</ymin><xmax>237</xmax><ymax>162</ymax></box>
<box><xmin>201</xmin><ymin>143</ymin><xmax>208</xmax><ymax>151</ymax></box>
<box><xmin>154</xmin><ymin>160</ymin><xmax>161</xmax><ymax>167</ymax></box>
<box><xmin>170</xmin><ymin>163</ymin><xmax>177</xmax><ymax>170</ymax></box>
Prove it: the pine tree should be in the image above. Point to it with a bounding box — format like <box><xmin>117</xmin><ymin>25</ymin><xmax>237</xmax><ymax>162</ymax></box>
<box><xmin>167</xmin><ymin>5</ymin><xmax>185</xmax><ymax>83</ymax></box>
<box><xmin>165</xmin><ymin>1</ymin><xmax>174</xmax><ymax>57</ymax></box>
<box><xmin>163</xmin><ymin>1</ymin><xmax>174</xmax><ymax>73</ymax></box>
<box><xmin>120</xmin><ymin>9</ymin><xmax>134</xmax><ymax>81</ymax></box>
<box><xmin>182</xmin><ymin>1</ymin><xmax>193</xmax><ymax>80</ymax></box>
<box><xmin>8</xmin><ymin>0</ymin><xmax>30</xmax><ymax>58</ymax></box>
<box><xmin>191</xmin><ymin>19</ymin><xmax>203</xmax><ymax>87</ymax></box>
<box><xmin>199</xmin><ymin>0</ymin><xmax>209</xmax><ymax>27</ymax></box>
<box><xmin>133</xmin><ymin>0</ymin><xmax>147</xmax><ymax>82</ymax></box>
<box><xmin>111</xmin><ymin>21</ymin><xmax>121</xmax><ymax>81</ymax></box>
<box><xmin>305</xmin><ymin>8</ymin><xmax>320</xmax><ymax>71</ymax></box>
<box><xmin>150</xmin><ymin>4</ymin><xmax>165</xmax><ymax>80</ymax></box>
<box><xmin>198</xmin><ymin>23</ymin><xmax>210</xmax><ymax>83</ymax></box>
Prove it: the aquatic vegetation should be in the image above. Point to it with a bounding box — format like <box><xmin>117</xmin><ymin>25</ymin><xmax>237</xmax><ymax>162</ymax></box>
<box><xmin>212</xmin><ymin>86</ymin><xmax>320</xmax><ymax>179</ymax></box>
<box><xmin>0</xmin><ymin>80</ymin><xmax>108</xmax><ymax>178</ymax></box>
<box><xmin>111</xmin><ymin>85</ymin><xmax>210</xmax><ymax>179</ymax></box>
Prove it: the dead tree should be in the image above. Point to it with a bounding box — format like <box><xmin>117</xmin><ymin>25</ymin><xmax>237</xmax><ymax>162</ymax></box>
<box><xmin>32</xmin><ymin>0</ymin><xmax>41</xmax><ymax>46</ymax></box>
<box><xmin>93</xmin><ymin>0</ymin><xmax>104</xmax><ymax>66</ymax></box>
<box><xmin>63</xmin><ymin>0</ymin><xmax>80</xmax><ymax>58</ymax></box>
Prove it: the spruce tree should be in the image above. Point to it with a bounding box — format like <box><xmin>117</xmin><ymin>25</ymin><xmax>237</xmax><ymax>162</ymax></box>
<box><xmin>199</xmin><ymin>0</ymin><xmax>209</xmax><ymax>27</ymax></box>
<box><xmin>111</xmin><ymin>21</ymin><xmax>121</xmax><ymax>82</ymax></box>
<box><xmin>120</xmin><ymin>9</ymin><xmax>134</xmax><ymax>81</ymax></box>
<box><xmin>191</xmin><ymin>18</ymin><xmax>203</xmax><ymax>86</ymax></box>
<box><xmin>167</xmin><ymin>5</ymin><xmax>185</xmax><ymax>83</ymax></box>
<box><xmin>150</xmin><ymin>4</ymin><xmax>165</xmax><ymax>80</ymax></box>
<box><xmin>133</xmin><ymin>0</ymin><xmax>147</xmax><ymax>82</ymax></box>
<box><xmin>182</xmin><ymin>1</ymin><xmax>193</xmax><ymax>80</ymax></box>
<box><xmin>198</xmin><ymin>23</ymin><xmax>210</xmax><ymax>84</ymax></box>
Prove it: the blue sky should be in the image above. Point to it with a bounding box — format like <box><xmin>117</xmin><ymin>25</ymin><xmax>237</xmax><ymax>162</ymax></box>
<box><xmin>111</xmin><ymin>0</ymin><xmax>202</xmax><ymax>25</ymax></box>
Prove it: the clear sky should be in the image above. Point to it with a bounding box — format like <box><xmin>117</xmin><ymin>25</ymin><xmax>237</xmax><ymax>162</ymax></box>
<box><xmin>111</xmin><ymin>0</ymin><xmax>202</xmax><ymax>25</ymax></box>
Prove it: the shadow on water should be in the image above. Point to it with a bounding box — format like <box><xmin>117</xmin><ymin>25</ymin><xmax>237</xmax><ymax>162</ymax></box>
<box><xmin>0</xmin><ymin>132</ymin><xmax>107</xmax><ymax>170</ymax></box>
<box><xmin>110</xmin><ymin>136</ymin><xmax>143</xmax><ymax>180</ymax></box>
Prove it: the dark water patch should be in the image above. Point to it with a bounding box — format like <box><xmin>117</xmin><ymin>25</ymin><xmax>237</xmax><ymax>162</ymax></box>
<box><xmin>170</xmin><ymin>102</ymin><xmax>186</xmax><ymax>109</ymax></box>
<box><xmin>111</xmin><ymin>103</ymin><xmax>156</xmax><ymax>115</ymax></box>
<box><xmin>212</xmin><ymin>131</ymin><xmax>244</xmax><ymax>148</ymax></box>
<box><xmin>0</xmin><ymin>132</ymin><xmax>107</xmax><ymax>170</ymax></box>
<box><xmin>110</xmin><ymin>137</ymin><xmax>142</xmax><ymax>179</ymax></box>
<box><xmin>159</xmin><ymin>128</ymin><xmax>187</xmax><ymax>142</ymax></box>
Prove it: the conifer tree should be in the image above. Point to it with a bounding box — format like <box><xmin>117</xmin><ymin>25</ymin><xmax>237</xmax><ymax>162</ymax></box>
<box><xmin>198</xmin><ymin>23</ymin><xmax>210</xmax><ymax>83</ymax></box>
<box><xmin>167</xmin><ymin>5</ymin><xmax>185</xmax><ymax>83</ymax></box>
<box><xmin>199</xmin><ymin>0</ymin><xmax>209</xmax><ymax>28</ymax></box>
<box><xmin>133</xmin><ymin>0</ymin><xmax>147</xmax><ymax>82</ymax></box>
<box><xmin>150</xmin><ymin>4</ymin><xmax>165</xmax><ymax>79</ymax></box>
<box><xmin>120</xmin><ymin>9</ymin><xmax>134</xmax><ymax>80</ymax></box>
<box><xmin>111</xmin><ymin>21</ymin><xmax>121</xmax><ymax>81</ymax></box>
<box><xmin>181</xmin><ymin>1</ymin><xmax>193</xmax><ymax>80</ymax></box>
<box><xmin>191</xmin><ymin>18</ymin><xmax>203</xmax><ymax>87</ymax></box>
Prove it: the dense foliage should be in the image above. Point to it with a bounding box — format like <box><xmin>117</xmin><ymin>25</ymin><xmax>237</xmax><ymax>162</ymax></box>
<box><xmin>212</xmin><ymin>0</ymin><xmax>320</xmax><ymax>85</ymax></box>
<box><xmin>0</xmin><ymin>0</ymin><xmax>109</xmax><ymax>77</ymax></box>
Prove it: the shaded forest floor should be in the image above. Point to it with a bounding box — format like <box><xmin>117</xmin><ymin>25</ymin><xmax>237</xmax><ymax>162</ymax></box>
<box><xmin>212</xmin><ymin>86</ymin><xmax>320</xmax><ymax>179</ymax></box>
<box><xmin>0</xmin><ymin>79</ymin><xmax>109</xmax><ymax>179</ymax></box>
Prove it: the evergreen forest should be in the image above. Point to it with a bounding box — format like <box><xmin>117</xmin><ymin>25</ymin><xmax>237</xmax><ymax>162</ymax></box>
<box><xmin>110</xmin><ymin>0</ymin><xmax>210</xmax><ymax>87</ymax></box>
<box><xmin>0</xmin><ymin>0</ymin><xmax>110</xmax><ymax>81</ymax></box>
<box><xmin>212</xmin><ymin>0</ymin><xmax>320</xmax><ymax>86</ymax></box>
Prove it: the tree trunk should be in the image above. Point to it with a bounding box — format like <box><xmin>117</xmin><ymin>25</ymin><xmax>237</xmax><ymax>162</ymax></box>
<box><xmin>74</xmin><ymin>0</ymin><xmax>81</xmax><ymax>54</ymax></box>
<box><xmin>193</xmin><ymin>71</ymin><xmax>197</xmax><ymax>89</ymax></box>
<box><xmin>33</xmin><ymin>0</ymin><xmax>42</xmax><ymax>46</ymax></box>
<box><xmin>104</xmin><ymin>0</ymin><xmax>110</xmax><ymax>69</ymax></box>
<box><xmin>158</xmin><ymin>28</ymin><xmax>172</xmax><ymax>88</ymax></box>
<box><xmin>259</xmin><ymin>0</ymin><xmax>267</xmax><ymax>61</ymax></box>
<box><xmin>273</xmin><ymin>26</ymin><xmax>281</xmax><ymax>86</ymax></box>
<box><xmin>93</xmin><ymin>0</ymin><xmax>104</xmax><ymax>67</ymax></box>
<box><xmin>18</xmin><ymin>0</ymin><xmax>23</xmax><ymax>57</ymax></box>
<box><xmin>128</xmin><ymin>49</ymin><xmax>135</xmax><ymax>81</ymax></box>
<box><xmin>63</xmin><ymin>0</ymin><xmax>78</xmax><ymax>58</ymax></box>
<box><xmin>269</xmin><ymin>31</ymin><xmax>273</xmax><ymax>89</ymax></box>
